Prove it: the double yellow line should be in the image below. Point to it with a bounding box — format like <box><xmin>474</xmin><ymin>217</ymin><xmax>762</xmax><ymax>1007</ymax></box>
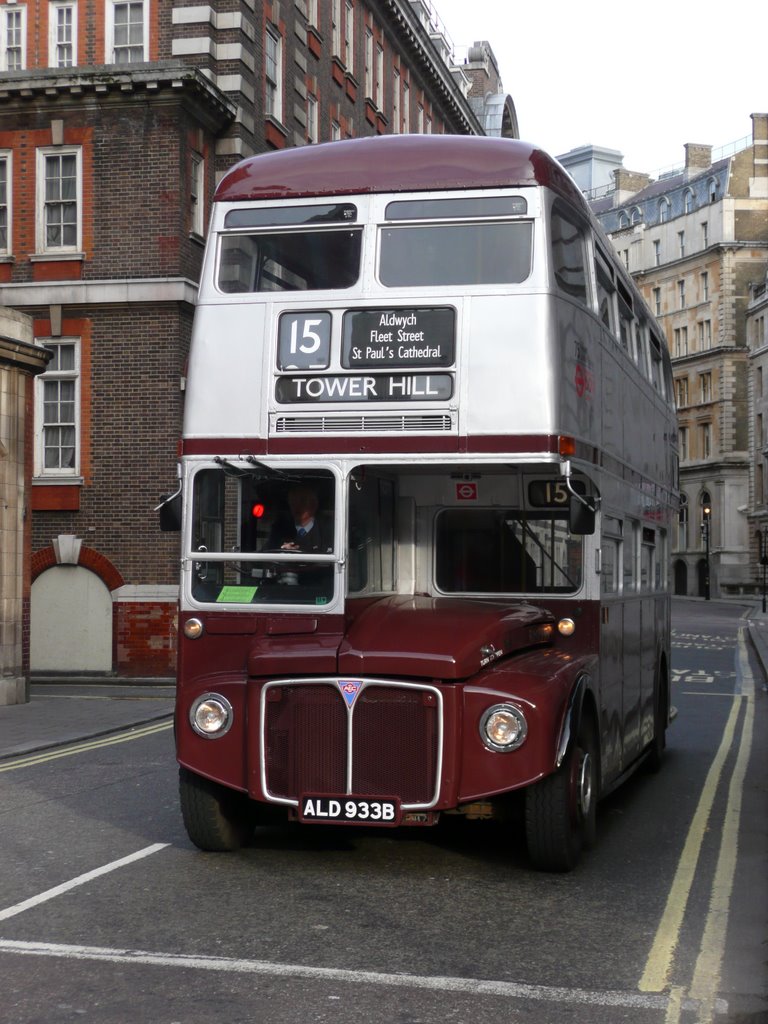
<box><xmin>0</xmin><ymin>719</ymin><xmax>173</xmax><ymax>773</ymax></box>
<box><xmin>640</xmin><ymin>626</ymin><xmax>756</xmax><ymax>1022</ymax></box>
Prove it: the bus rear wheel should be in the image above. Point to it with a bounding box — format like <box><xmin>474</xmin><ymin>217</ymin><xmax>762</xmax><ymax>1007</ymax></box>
<box><xmin>179</xmin><ymin>767</ymin><xmax>253</xmax><ymax>852</ymax></box>
<box><xmin>524</xmin><ymin>717</ymin><xmax>598</xmax><ymax>872</ymax></box>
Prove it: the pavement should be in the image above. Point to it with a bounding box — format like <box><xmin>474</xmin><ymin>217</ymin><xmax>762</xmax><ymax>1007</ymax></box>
<box><xmin>0</xmin><ymin>680</ymin><xmax>176</xmax><ymax>761</ymax></box>
<box><xmin>1</xmin><ymin>600</ymin><xmax>767</xmax><ymax>762</ymax></box>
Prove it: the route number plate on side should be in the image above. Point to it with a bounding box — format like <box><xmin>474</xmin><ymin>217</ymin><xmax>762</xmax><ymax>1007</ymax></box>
<box><xmin>299</xmin><ymin>795</ymin><xmax>401</xmax><ymax>826</ymax></box>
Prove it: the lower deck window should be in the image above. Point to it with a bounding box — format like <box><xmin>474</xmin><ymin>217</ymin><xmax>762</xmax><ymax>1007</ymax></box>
<box><xmin>435</xmin><ymin>509</ymin><xmax>582</xmax><ymax>594</ymax></box>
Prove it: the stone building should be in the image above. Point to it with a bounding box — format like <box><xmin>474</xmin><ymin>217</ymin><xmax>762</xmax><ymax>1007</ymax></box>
<box><xmin>0</xmin><ymin>0</ymin><xmax>515</xmax><ymax>676</ymax></box>
<box><xmin>590</xmin><ymin>114</ymin><xmax>768</xmax><ymax>598</ymax></box>
<box><xmin>746</xmin><ymin>267</ymin><xmax>768</xmax><ymax>603</ymax></box>
<box><xmin>0</xmin><ymin>308</ymin><xmax>50</xmax><ymax>704</ymax></box>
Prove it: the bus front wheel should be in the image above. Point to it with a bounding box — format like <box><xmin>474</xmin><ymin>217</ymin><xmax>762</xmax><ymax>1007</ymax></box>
<box><xmin>524</xmin><ymin>716</ymin><xmax>598</xmax><ymax>872</ymax></box>
<box><xmin>179</xmin><ymin>767</ymin><xmax>252</xmax><ymax>852</ymax></box>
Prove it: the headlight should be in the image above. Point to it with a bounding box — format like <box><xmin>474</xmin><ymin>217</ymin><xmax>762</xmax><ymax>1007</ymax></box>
<box><xmin>480</xmin><ymin>704</ymin><xmax>527</xmax><ymax>752</ymax></box>
<box><xmin>190</xmin><ymin>693</ymin><xmax>233</xmax><ymax>738</ymax></box>
<box><xmin>557</xmin><ymin>617</ymin><xmax>576</xmax><ymax>637</ymax></box>
<box><xmin>184</xmin><ymin>617</ymin><xmax>204</xmax><ymax>639</ymax></box>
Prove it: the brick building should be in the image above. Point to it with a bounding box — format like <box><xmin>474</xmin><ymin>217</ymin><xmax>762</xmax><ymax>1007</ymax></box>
<box><xmin>0</xmin><ymin>0</ymin><xmax>516</xmax><ymax>675</ymax></box>
<box><xmin>590</xmin><ymin>114</ymin><xmax>768</xmax><ymax>598</ymax></box>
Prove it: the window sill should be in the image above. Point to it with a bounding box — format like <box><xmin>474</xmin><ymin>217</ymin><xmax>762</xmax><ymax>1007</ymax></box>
<box><xmin>29</xmin><ymin>252</ymin><xmax>85</xmax><ymax>262</ymax></box>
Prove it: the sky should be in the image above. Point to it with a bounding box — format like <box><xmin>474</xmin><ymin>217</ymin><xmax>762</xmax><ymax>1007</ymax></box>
<box><xmin>432</xmin><ymin>0</ymin><xmax>766</xmax><ymax>175</ymax></box>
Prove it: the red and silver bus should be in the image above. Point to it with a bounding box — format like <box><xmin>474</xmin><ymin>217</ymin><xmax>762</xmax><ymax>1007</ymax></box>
<box><xmin>167</xmin><ymin>135</ymin><xmax>677</xmax><ymax>871</ymax></box>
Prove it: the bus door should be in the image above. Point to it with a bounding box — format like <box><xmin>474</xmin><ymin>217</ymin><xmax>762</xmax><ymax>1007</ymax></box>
<box><xmin>600</xmin><ymin>516</ymin><xmax>643</xmax><ymax>774</ymax></box>
<box><xmin>621</xmin><ymin>520</ymin><xmax>643</xmax><ymax>765</ymax></box>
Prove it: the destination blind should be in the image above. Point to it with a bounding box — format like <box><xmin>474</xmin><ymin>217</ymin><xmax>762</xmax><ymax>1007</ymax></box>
<box><xmin>275</xmin><ymin>306</ymin><xmax>456</xmax><ymax>404</ymax></box>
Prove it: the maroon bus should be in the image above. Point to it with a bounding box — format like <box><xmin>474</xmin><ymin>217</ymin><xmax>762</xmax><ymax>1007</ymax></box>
<box><xmin>166</xmin><ymin>135</ymin><xmax>677</xmax><ymax>870</ymax></box>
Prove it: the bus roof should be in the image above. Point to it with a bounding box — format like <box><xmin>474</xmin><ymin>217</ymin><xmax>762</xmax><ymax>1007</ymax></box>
<box><xmin>214</xmin><ymin>135</ymin><xmax>589</xmax><ymax>212</ymax></box>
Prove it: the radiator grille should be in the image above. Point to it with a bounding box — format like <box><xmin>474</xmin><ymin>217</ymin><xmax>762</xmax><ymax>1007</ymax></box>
<box><xmin>263</xmin><ymin>680</ymin><xmax>441</xmax><ymax>807</ymax></box>
<box><xmin>272</xmin><ymin>413</ymin><xmax>453</xmax><ymax>434</ymax></box>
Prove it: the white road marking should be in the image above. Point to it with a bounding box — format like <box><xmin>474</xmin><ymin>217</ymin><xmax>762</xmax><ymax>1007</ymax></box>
<box><xmin>0</xmin><ymin>937</ymin><xmax>727</xmax><ymax>1013</ymax></box>
<box><xmin>0</xmin><ymin>844</ymin><xmax>169</xmax><ymax>922</ymax></box>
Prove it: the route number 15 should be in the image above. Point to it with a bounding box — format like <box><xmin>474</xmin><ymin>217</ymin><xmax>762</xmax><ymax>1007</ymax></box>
<box><xmin>278</xmin><ymin>311</ymin><xmax>332</xmax><ymax>370</ymax></box>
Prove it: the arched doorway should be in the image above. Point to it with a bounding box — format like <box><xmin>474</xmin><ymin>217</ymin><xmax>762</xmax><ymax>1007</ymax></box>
<box><xmin>674</xmin><ymin>559</ymin><xmax>688</xmax><ymax>595</ymax></box>
<box><xmin>31</xmin><ymin>566</ymin><xmax>112</xmax><ymax>672</ymax></box>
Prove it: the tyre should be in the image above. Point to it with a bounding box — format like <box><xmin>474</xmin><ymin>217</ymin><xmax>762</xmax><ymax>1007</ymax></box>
<box><xmin>645</xmin><ymin>671</ymin><xmax>668</xmax><ymax>774</ymax></box>
<box><xmin>524</xmin><ymin>715</ymin><xmax>598</xmax><ymax>872</ymax></box>
<box><xmin>179</xmin><ymin>767</ymin><xmax>252</xmax><ymax>852</ymax></box>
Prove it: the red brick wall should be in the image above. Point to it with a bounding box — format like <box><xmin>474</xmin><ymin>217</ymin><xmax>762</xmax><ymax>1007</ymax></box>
<box><xmin>115</xmin><ymin>601</ymin><xmax>177</xmax><ymax>677</ymax></box>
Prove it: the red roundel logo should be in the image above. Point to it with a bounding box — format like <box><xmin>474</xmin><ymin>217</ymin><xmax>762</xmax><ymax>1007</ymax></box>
<box><xmin>456</xmin><ymin>483</ymin><xmax>477</xmax><ymax>500</ymax></box>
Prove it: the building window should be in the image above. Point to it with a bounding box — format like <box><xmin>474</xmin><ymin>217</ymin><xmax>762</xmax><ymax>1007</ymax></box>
<box><xmin>344</xmin><ymin>0</ymin><xmax>354</xmax><ymax>73</ymax></box>
<box><xmin>659</xmin><ymin>198</ymin><xmax>670</xmax><ymax>223</ymax></box>
<box><xmin>364</xmin><ymin>27</ymin><xmax>373</xmax><ymax>98</ymax></box>
<box><xmin>708</xmin><ymin>178</ymin><xmax>718</xmax><ymax>203</ymax></box>
<box><xmin>679</xmin><ymin>426</ymin><xmax>688</xmax><ymax>461</ymax></box>
<box><xmin>618</xmin><ymin>212</ymin><xmax>628</xmax><ymax>229</ymax></box>
<box><xmin>306</xmin><ymin>0</ymin><xmax>318</xmax><ymax>27</ymax></box>
<box><xmin>701</xmin><ymin>221</ymin><xmax>708</xmax><ymax>248</ymax></box>
<box><xmin>700</xmin><ymin>423</ymin><xmax>712</xmax><ymax>458</ymax></box>
<box><xmin>108</xmin><ymin>0</ymin><xmax>146</xmax><ymax>64</ymax></box>
<box><xmin>0</xmin><ymin>152</ymin><xmax>10</xmax><ymax>254</ymax></box>
<box><xmin>675</xmin><ymin>377</ymin><xmax>689</xmax><ymax>407</ymax></box>
<box><xmin>331</xmin><ymin>0</ymin><xmax>341</xmax><ymax>57</ymax></box>
<box><xmin>673</xmin><ymin>326</ymin><xmax>688</xmax><ymax>357</ymax></box>
<box><xmin>49</xmin><ymin>1</ymin><xmax>76</xmax><ymax>67</ymax></box>
<box><xmin>630</xmin><ymin>206</ymin><xmax>642</xmax><ymax>225</ymax></box>
<box><xmin>35</xmin><ymin>339</ymin><xmax>80</xmax><ymax>477</ymax></box>
<box><xmin>402</xmin><ymin>79</ymin><xmax>410</xmax><ymax>133</ymax></box>
<box><xmin>678</xmin><ymin>230</ymin><xmax>685</xmax><ymax>258</ymax></box>
<box><xmin>699</xmin><ymin>372</ymin><xmax>712</xmax><ymax>404</ymax></box>
<box><xmin>190</xmin><ymin>152</ymin><xmax>204</xmax><ymax>237</ymax></box>
<box><xmin>678</xmin><ymin>494</ymin><xmax>688</xmax><ymax>548</ymax></box>
<box><xmin>757</xmin><ymin>413</ymin><xmax>764</xmax><ymax>447</ymax></box>
<box><xmin>392</xmin><ymin>67</ymin><xmax>401</xmax><ymax>134</ymax></box>
<box><xmin>37</xmin><ymin>148</ymin><xmax>81</xmax><ymax>253</ymax></box>
<box><xmin>375</xmin><ymin>43</ymin><xmax>383</xmax><ymax>109</ymax></box>
<box><xmin>2</xmin><ymin>4</ymin><xmax>26</xmax><ymax>70</ymax></box>
<box><xmin>265</xmin><ymin>26</ymin><xmax>283</xmax><ymax>122</ymax></box>
<box><xmin>700</xmin><ymin>270</ymin><xmax>709</xmax><ymax>301</ymax></box>
<box><xmin>684</xmin><ymin>188</ymin><xmax>694</xmax><ymax>214</ymax></box>
<box><xmin>653</xmin><ymin>239</ymin><xmax>661</xmax><ymax>266</ymax></box>
<box><xmin>331</xmin><ymin>119</ymin><xmax>341</xmax><ymax>141</ymax></box>
<box><xmin>678</xmin><ymin>279</ymin><xmax>686</xmax><ymax>308</ymax></box>
<box><xmin>307</xmin><ymin>93</ymin><xmax>318</xmax><ymax>144</ymax></box>
<box><xmin>698</xmin><ymin>319</ymin><xmax>712</xmax><ymax>350</ymax></box>
<box><xmin>652</xmin><ymin>287</ymin><xmax>661</xmax><ymax>316</ymax></box>
<box><xmin>758</xmin><ymin>366</ymin><xmax>764</xmax><ymax>398</ymax></box>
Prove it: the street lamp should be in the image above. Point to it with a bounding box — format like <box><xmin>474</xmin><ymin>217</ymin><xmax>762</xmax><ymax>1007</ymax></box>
<box><xmin>701</xmin><ymin>504</ymin><xmax>711</xmax><ymax>601</ymax></box>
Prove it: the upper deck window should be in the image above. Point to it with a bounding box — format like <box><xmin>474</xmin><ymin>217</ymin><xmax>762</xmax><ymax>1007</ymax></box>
<box><xmin>218</xmin><ymin>228</ymin><xmax>362</xmax><ymax>293</ymax></box>
<box><xmin>551</xmin><ymin>205</ymin><xmax>587</xmax><ymax>304</ymax></box>
<box><xmin>224</xmin><ymin>204</ymin><xmax>357</xmax><ymax>228</ymax></box>
<box><xmin>379</xmin><ymin>221</ymin><xmax>532</xmax><ymax>288</ymax></box>
<box><xmin>385</xmin><ymin>196</ymin><xmax>527</xmax><ymax>220</ymax></box>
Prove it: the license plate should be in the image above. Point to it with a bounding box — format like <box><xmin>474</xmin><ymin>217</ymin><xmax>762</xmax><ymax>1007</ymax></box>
<box><xmin>299</xmin><ymin>795</ymin><xmax>401</xmax><ymax>826</ymax></box>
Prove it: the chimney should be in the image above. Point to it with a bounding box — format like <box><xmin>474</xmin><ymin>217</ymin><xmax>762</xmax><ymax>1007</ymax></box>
<box><xmin>613</xmin><ymin>168</ymin><xmax>651</xmax><ymax>204</ymax></box>
<box><xmin>685</xmin><ymin>143</ymin><xmax>713</xmax><ymax>173</ymax></box>
<box><xmin>750</xmin><ymin>113</ymin><xmax>768</xmax><ymax>197</ymax></box>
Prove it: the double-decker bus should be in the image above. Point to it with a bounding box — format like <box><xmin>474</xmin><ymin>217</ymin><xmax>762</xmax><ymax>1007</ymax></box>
<box><xmin>166</xmin><ymin>134</ymin><xmax>677</xmax><ymax>871</ymax></box>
